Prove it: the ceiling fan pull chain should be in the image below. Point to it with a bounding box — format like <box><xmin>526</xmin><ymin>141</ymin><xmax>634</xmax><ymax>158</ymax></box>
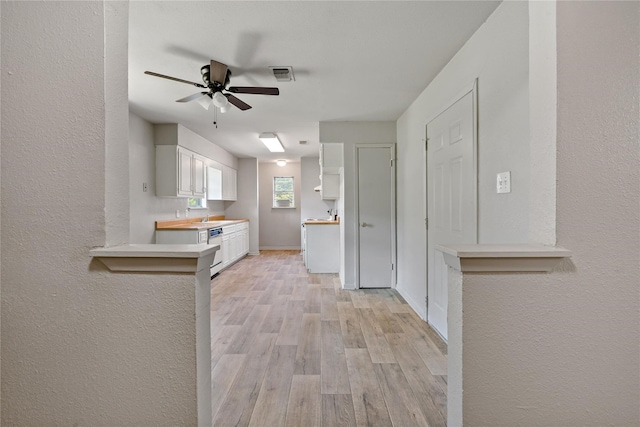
<box><xmin>213</xmin><ymin>106</ymin><xmax>218</xmax><ymax>129</ymax></box>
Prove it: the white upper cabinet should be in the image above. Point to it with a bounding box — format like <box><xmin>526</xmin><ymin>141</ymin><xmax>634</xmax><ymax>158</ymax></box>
<box><xmin>320</xmin><ymin>174</ymin><xmax>340</xmax><ymax>200</ymax></box>
<box><xmin>192</xmin><ymin>153</ymin><xmax>206</xmax><ymax>197</ymax></box>
<box><xmin>222</xmin><ymin>165</ymin><xmax>237</xmax><ymax>201</ymax></box>
<box><xmin>207</xmin><ymin>166</ymin><xmax>223</xmax><ymax>200</ymax></box>
<box><xmin>154</xmin><ymin>123</ymin><xmax>240</xmax><ymax>200</ymax></box>
<box><xmin>156</xmin><ymin>145</ymin><xmax>207</xmax><ymax>198</ymax></box>
<box><xmin>319</xmin><ymin>143</ymin><xmax>343</xmax><ymax>174</ymax></box>
<box><xmin>319</xmin><ymin>143</ymin><xmax>343</xmax><ymax>200</ymax></box>
<box><xmin>177</xmin><ymin>148</ymin><xmax>193</xmax><ymax>197</ymax></box>
<box><xmin>207</xmin><ymin>164</ymin><xmax>236</xmax><ymax>201</ymax></box>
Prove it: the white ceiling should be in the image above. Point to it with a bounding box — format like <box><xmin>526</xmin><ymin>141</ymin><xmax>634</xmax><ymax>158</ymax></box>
<box><xmin>129</xmin><ymin>1</ymin><xmax>500</xmax><ymax>163</ymax></box>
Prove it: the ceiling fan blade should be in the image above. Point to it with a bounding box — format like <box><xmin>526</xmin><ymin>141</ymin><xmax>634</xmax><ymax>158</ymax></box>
<box><xmin>227</xmin><ymin>86</ymin><xmax>279</xmax><ymax>96</ymax></box>
<box><xmin>209</xmin><ymin>60</ymin><xmax>228</xmax><ymax>84</ymax></box>
<box><xmin>145</xmin><ymin>71</ymin><xmax>206</xmax><ymax>88</ymax></box>
<box><xmin>176</xmin><ymin>92</ymin><xmax>208</xmax><ymax>103</ymax></box>
<box><xmin>225</xmin><ymin>94</ymin><xmax>252</xmax><ymax>111</ymax></box>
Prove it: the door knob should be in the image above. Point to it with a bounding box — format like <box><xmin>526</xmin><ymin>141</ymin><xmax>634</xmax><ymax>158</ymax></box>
<box><xmin>361</xmin><ymin>222</ymin><xmax>368</xmax><ymax>227</ymax></box>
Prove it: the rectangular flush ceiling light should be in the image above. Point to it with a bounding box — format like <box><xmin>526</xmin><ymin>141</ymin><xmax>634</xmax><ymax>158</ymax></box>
<box><xmin>259</xmin><ymin>132</ymin><xmax>284</xmax><ymax>152</ymax></box>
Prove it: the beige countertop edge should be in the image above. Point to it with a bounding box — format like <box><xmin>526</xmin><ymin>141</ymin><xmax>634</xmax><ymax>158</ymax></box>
<box><xmin>303</xmin><ymin>220</ymin><xmax>340</xmax><ymax>225</ymax></box>
<box><xmin>156</xmin><ymin>219</ymin><xmax>249</xmax><ymax>230</ymax></box>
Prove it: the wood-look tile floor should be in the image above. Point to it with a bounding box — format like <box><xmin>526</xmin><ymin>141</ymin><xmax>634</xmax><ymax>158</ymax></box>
<box><xmin>211</xmin><ymin>250</ymin><xmax>447</xmax><ymax>427</ymax></box>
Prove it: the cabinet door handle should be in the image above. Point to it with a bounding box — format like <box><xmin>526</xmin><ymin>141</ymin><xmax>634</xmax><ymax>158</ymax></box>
<box><xmin>361</xmin><ymin>222</ymin><xmax>368</xmax><ymax>227</ymax></box>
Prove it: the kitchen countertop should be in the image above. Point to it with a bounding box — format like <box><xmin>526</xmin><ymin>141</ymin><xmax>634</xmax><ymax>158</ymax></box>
<box><xmin>303</xmin><ymin>219</ymin><xmax>340</xmax><ymax>225</ymax></box>
<box><xmin>156</xmin><ymin>216</ymin><xmax>249</xmax><ymax>230</ymax></box>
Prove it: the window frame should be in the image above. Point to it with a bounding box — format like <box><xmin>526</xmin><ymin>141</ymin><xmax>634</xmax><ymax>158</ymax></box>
<box><xmin>273</xmin><ymin>176</ymin><xmax>295</xmax><ymax>208</ymax></box>
<box><xmin>188</xmin><ymin>197</ymin><xmax>207</xmax><ymax>210</ymax></box>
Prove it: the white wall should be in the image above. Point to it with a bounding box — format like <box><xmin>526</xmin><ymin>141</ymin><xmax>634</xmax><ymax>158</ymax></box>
<box><xmin>225</xmin><ymin>158</ymin><xmax>260</xmax><ymax>255</ymax></box>
<box><xmin>300</xmin><ymin>157</ymin><xmax>334</xmax><ymax>221</ymax></box>
<box><xmin>258</xmin><ymin>162</ymin><xmax>302</xmax><ymax>250</ymax></box>
<box><xmin>460</xmin><ymin>3</ymin><xmax>640</xmax><ymax>424</ymax></box>
<box><xmin>2</xmin><ymin>2</ymin><xmax>202</xmax><ymax>424</ymax></box>
<box><xmin>319</xmin><ymin>121</ymin><xmax>397</xmax><ymax>289</ymax></box>
<box><xmin>395</xmin><ymin>1</ymin><xmax>530</xmax><ymax>318</ymax></box>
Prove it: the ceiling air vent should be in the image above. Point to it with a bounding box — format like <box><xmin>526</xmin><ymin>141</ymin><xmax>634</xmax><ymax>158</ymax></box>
<box><xmin>269</xmin><ymin>66</ymin><xmax>295</xmax><ymax>82</ymax></box>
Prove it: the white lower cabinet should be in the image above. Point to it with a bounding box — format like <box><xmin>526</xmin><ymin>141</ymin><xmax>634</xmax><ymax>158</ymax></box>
<box><xmin>222</xmin><ymin>234</ymin><xmax>232</xmax><ymax>268</ymax></box>
<box><xmin>221</xmin><ymin>222</ymin><xmax>249</xmax><ymax>270</ymax></box>
<box><xmin>242</xmin><ymin>227</ymin><xmax>249</xmax><ymax>255</ymax></box>
<box><xmin>304</xmin><ymin>223</ymin><xmax>339</xmax><ymax>273</ymax></box>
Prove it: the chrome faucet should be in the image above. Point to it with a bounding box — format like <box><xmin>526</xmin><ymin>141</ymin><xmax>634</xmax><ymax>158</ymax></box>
<box><xmin>201</xmin><ymin>216</ymin><xmax>209</xmax><ymax>223</ymax></box>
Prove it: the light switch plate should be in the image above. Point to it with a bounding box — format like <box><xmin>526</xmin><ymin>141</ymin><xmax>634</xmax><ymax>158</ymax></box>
<box><xmin>497</xmin><ymin>171</ymin><xmax>511</xmax><ymax>194</ymax></box>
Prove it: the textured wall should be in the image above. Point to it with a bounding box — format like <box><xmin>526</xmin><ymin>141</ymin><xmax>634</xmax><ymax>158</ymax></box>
<box><xmin>1</xmin><ymin>2</ymin><xmax>200</xmax><ymax>424</ymax></box>
<box><xmin>395</xmin><ymin>1</ymin><xmax>531</xmax><ymax>318</ymax></box>
<box><xmin>528</xmin><ymin>0</ymin><xmax>557</xmax><ymax>246</ymax></box>
<box><xmin>460</xmin><ymin>1</ymin><xmax>640</xmax><ymax>424</ymax></box>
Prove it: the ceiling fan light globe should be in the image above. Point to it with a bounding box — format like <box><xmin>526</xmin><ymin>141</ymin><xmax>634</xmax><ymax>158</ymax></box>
<box><xmin>219</xmin><ymin>104</ymin><xmax>231</xmax><ymax>114</ymax></box>
<box><xmin>211</xmin><ymin>92</ymin><xmax>229</xmax><ymax>108</ymax></box>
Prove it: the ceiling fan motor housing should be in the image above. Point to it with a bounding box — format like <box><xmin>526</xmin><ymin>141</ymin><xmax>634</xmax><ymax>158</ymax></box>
<box><xmin>200</xmin><ymin>64</ymin><xmax>231</xmax><ymax>89</ymax></box>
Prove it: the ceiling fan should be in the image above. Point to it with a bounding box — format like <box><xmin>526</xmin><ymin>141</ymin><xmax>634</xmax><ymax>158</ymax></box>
<box><xmin>144</xmin><ymin>59</ymin><xmax>279</xmax><ymax>111</ymax></box>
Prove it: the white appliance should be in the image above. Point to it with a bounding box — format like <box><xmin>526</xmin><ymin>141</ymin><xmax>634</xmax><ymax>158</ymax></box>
<box><xmin>208</xmin><ymin>227</ymin><xmax>223</xmax><ymax>277</ymax></box>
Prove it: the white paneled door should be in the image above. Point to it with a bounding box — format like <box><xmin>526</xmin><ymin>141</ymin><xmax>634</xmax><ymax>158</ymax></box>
<box><xmin>426</xmin><ymin>88</ymin><xmax>477</xmax><ymax>340</ymax></box>
<box><xmin>357</xmin><ymin>144</ymin><xmax>396</xmax><ymax>288</ymax></box>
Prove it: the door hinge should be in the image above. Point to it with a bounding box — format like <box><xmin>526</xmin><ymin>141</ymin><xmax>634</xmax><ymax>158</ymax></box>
<box><xmin>426</xmin><ymin>295</ymin><xmax>429</xmax><ymax>307</ymax></box>
<box><xmin>425</xmin><ymin>217</ymin><xmax>429</xmax><ymax>230</ymax></box>
<box><xmin>390</xmin><ymin>159</ymin><xmax>394</xmax><ymax>167</ymax></box>
<box><xmin>391</xmin><ymin>263</ymin><xmax>394</xmax><ymax>271</ymax></box>
<box><xmin>425</xmin><ymin>138</ymin><xmax>429</xmax><ymax>151</ymax></box>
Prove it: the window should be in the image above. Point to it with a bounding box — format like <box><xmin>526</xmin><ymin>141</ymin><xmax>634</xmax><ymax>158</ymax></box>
<box><xmin>188</xmin><ymin>197</ymin><xmax>207</xmax><ymax>209</ymax></box>
<box><xmin>273</xmin><ymin>176</ymin><xmax>294</xmax><ymax>208</ymax></box>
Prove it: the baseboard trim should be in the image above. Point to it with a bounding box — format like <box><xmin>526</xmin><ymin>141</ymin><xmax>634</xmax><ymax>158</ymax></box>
<box><xmin>395</xmin><ymin>283</ymin><xmax>426</xmax><ymax>320</ymax></box>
